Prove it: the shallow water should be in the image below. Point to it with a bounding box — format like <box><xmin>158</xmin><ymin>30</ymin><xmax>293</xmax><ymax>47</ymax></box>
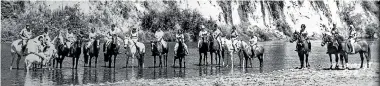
<box><xmin>1</xmin><ymin>40</ymin><xmax>378</xmax><ymax>85</ymax></box>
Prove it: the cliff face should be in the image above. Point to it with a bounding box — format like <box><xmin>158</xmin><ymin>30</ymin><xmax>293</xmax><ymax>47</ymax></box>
<box><xmin>2</xmin><ymin>1</ymin><xmax>379</xmax><ymax>41</ymax></box>
<box><xmin>176</xmin><ymin>1</ymin><xmax>379</xmax><ymax>37</ymax></box>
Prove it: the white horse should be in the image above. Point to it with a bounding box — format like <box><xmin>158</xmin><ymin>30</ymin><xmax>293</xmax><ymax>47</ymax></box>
<box><xmin>24</xmin><ymin>36</ymin><xmax>58</xmax><ymax>72</ymax></box>
<box><xmin>10</xmin><ymin>35</ymin><xmax>46</xmax><ymax>69</ymax></box>
<box><xmin>124</xmin><ymin>38</ymin><xmax>146</xmax><ymax>68</ymax></box>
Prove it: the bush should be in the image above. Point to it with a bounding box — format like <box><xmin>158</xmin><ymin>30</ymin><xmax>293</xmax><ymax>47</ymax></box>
<box><xmin>365</xmin><ymin>24</ymin><xmax>378</xmax><ymax>38</ymax></box>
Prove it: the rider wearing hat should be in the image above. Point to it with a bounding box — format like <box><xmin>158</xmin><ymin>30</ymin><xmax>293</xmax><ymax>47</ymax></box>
<box><xmin>20</xmin><ymin>24</ymin><xmax>32</xmax><ymax>53</ymax></box>
<box><xmin>198</xmin><ymin>25</ymin><xmax>208</xmax><ymax>48</ymax></box>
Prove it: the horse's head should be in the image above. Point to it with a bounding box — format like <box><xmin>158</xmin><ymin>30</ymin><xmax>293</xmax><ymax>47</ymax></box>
<box><xmin>321</xmin><ymin>33</ymin><xmax>332</xmax><ymax>46</ymax></box>
<box><xmin>124</xmin><ymin>38</ymin><xmax>132</xmax><ymax>48</ymax></box>
<box><xmin>289</xmin><ymin>31</ymin><xmax>300</xmax><ymax>43</ymax></box>
<box><xmin>150</xmin><ymin>41</ymin><xmax>156</xmax><ymax>51</ymax></box>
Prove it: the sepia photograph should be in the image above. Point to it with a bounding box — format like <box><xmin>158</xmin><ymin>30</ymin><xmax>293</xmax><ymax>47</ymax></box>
<box><xmin>1</xmin><ymin>0</ymin><xmax>379</xmax><ymax>85</ymax></box>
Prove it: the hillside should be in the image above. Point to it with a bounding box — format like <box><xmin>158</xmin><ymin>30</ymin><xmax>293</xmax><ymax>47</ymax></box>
<box><xmin>2</xmin><ymin>1</ymin><xmax>379</xmax><ymax>42</ymax></box>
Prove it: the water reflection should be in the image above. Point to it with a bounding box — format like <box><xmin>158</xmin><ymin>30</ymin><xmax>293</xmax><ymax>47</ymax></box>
<box><xmin>173</xmin><ymin>68</ymin><xmax>186</xmax><ymax>78</ymax></box>
<box><xmin>102</xmin><ymin>68</ymin><xmax>116</xmax><ymax>83</ymax></box>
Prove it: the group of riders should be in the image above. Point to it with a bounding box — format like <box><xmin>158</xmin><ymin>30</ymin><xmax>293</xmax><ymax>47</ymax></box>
<box><xmin>18</xmin><ymin>21</ymin><xmax>359</xmax><ymax>69</ymax></box>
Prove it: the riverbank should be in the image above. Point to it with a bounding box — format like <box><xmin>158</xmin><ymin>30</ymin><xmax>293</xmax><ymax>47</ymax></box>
<box><xmin>90</xmin><ymin>63</ymin><xmax>379</xmax><ymax>86</ymax></box>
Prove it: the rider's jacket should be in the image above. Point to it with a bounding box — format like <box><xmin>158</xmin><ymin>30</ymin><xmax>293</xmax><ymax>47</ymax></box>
<box><xmin>131</xmin><ymin>31</ymin><xmax>138</xmax><ymax>40</ymax></box>
<box><xmin>199</xmin><ymin>30</ymin><xmax>208</xmax><ymax>39</ymax></box>
<box><xmin>20</xmin><ymin>28</ymin><xmax>32</xmax><ymax>40</ymax></box>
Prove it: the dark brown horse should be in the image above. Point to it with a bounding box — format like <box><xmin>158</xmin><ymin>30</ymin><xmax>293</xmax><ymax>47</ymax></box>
<box><xmin>54</xmin><ymin>37</ymin><xmax>69</xmax><ymax>68</ymax></box>
<box><xmin>290</xmin><ymin>31</ymin><xmax>311</xmax><ymax>69</ymax></box>
<box><xmin>321</xmin><ymin>33</ymin><xmax>347</xmax><ymax>69</ymax></box>
<box><xmin>150</xmin><ymin>41</ymin><xmax>168</xmax><ymax>67</ymax></box>
<box><xmin>173</xmin><ymin>40</ymin><xmax>186</xmax><ymax>68</ymax></box>
<box><xmin>198</xmin><ymin>34</ymin><xmax>209</xmax><ymax>66</ymax></box>
<box><xmin>83</xmin><ymin>37</ymin><xmax>100</xmax><ymax>67</ymax></box>
<box><xmin>103</xmin><ymin>35</ymin><xmax>120</xmax><ymax>68</ymax></box>
<box><xmin>69</xmin><ymin>35</ymin><xmax>83</xmax><ymax>69</ymax></box>
<box><xmin>209</xmin><ymin>34</ymin><xmax>221</xmax><ymax>65</ymax></box>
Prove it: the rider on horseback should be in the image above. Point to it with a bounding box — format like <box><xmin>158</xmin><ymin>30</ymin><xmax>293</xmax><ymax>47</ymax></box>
<box><xmin>231</xmin><ymin>26</ymin><xmax>238</xmax><ymax>43</ymax></box>
<box><xmin>174</xmin><ymin>28</ymin><xmax>189</xmax><ymax>56</ymax></box>
<box><xmin>20</xmin><ymin>24</ymin><xmax>32</xmax><ymax>53</ymax></box>
<box><xmin>213</xmin><ymin>24</ymin><xmax>222</xmax><ymax>50</ymax></box>
<box><xmin>198</xmin><ymin>25</ymin><xmax>208</xmax><ymax>48</ymax></box>
<box><xmin>104</xmin><ymin>24</ymin><xmax>118</xmax><ymax>53</ymax></box>
<box><xmin>66</xmin><ymin>29</ymin><xmax>76</xmax><ymax>48</ymax></box>
<box><xmin>86</xmin><ymin>28</ymin><xmax>97</xmax><ymax>49</ymax></box>
<box><xmin>154</xmin><ymin>27</ymin><xmax>167</xmax><ymax>52</ymax></box>
<box><xmin>348</xmin><ymin>25</ymin><xmax>357</xmax><ymax>54</ymax></box>
<box><xmin>249</xmin><ymin>34</ymin><xmax>258</xmax><ymax>50</ymax></box>
<box><xmin>330</xmin><ymin>24</ymin><xmax>340</xmax><ymax>49</ymax></box>
<box><xmin>130</xmin><ymin>27</ymin><xmax>140</xmax><ymax>52</ymax></box>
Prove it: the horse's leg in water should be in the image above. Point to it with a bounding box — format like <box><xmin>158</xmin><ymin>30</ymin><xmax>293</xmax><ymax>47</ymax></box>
<box><xmin>165</xmin><ymin>54</ymin><xmax>168</xmax><ymax>67</ymax></box>
<box><xmin>159</xmin><ymin>55</ymin><xmax>162</xmax><ymax>67</ymax></box>
<box><xmin>198</xmin><ymin>52</ymin><xmax>202</xmax><ymax>66</ymax></box>
<box><xmin>360</xmin><ymin>52</ymin><xmax>364</xmax><ymax>68</ymax></box>
<box><xmin>365</xmin><ymin>51</ymin><xmax>370</xmax><ymax>68</ymax></box>
<box><xmin>334</xmin><ymin>53</ymin><xmax>339</xmax><ymax>69</ymax></box>
<box><xmin>126</xmin><ymin>55</ymin><xmax>130</xmax><ymax>67</ymax></box>
<box><xmin>75</xmin><ymin>57</ymin><xmax>79</xmax><ymax>69</ymax></box>
<box><xmin>173</xmin><ymin>56</ymin><xmax>176</xmax><ymax>67</ymax></box>
<box><xmin>154</xmin><ymin>56</ymin><xmax>156</xmax><ymax>67</ymax></box>
<box><xmin>339</xmin><ymin>53</ymin><xmax>344</xmax><ymax>68</ymax></box>
<box><xmin>305</xmin><ymin>53</ymin><xmax>310</xmax><ymax>68</ymax></box>
<box><xmin>108</xmin><ymin>55</ymin><xmax>112</xmax><ymax>68</ymax></box>
<box><xmin>114</xmin><ymin>54</ymin><xmax>117</xmax><ymax>68</ymax></box>
<box><xmin>95</xmin><ymin>56</ymin><xmax>98</xmax><ymax>68</ymax></box>
<box><xmin>210</xmin><ymin>51</ymin><xmax>213</xmax><ymax>65</ymax></box>
<box><xmin>328</xmin><ymin>54</ymin><xmax>333</xmax><ymax>69</ymax></box>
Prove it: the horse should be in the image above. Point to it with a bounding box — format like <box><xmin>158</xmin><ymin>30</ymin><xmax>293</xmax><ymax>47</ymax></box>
<box><xmin>69</xmin><ymin>35</ymin><xmax>83</xmax><ymax>69</ymax></box>
<box><xmin>124</xmin><ymin>38</ymin><xmax>145</xmax><ymax>68</ymax></box>
<box><xmin>289</xmin><ymin>31</ymin><xmax>311</xmax><ymax>69</ymax></box>
<box><xmin>321</xmin><ymin>33</ymin><xmax>347</xmax><ymax>69</ymax></box>
<box><xmin>233</xmin><ymin>40</ymin><xmax>265</xmax><ymax>68</ymax></box>
<box><xmin>347</xmin><ymin>38</ymin><xmax>371</xmax><ymax>68</ymax></box>
<box><xmin>54</xmin><ymin>36</ymin><xmax>70</xmax><ymax>68</ymax></box>
<box><xmin>198</xmin><ymin>34</ymin><xmax>209</xmax><ymax>66</ymax></box>
<box><xmin>24</xmin><ymin>44</ymin><xmax>57</xmax><ymax>72</ymax></box>
<box><xmin>83</xmin><ymin>36</ymin><xmax>100</xmax><ymax>67</ymax></box>
<box><xmin>10</xmin><ymin>35</ymin><xmax>46</xmax><ymax>70</ymax></box>
<box><xmin>150</xmin><ymin>40</ymin><xmax>168</xmax><ymax>67</ymax></box>
<box><xmin>173</xmin><ymin>40</ymin><xmax>187</xmax><ymax>68</ymax></box>
<box><xmin>103</xmin><ymin>35</ymin><xmax>121</xmax><ymax>68</ymax></box>
<box><xmin>209</xmin><ymin>34</ymin><xmax>221</xmax><ymax>65</ymax></box>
